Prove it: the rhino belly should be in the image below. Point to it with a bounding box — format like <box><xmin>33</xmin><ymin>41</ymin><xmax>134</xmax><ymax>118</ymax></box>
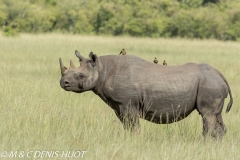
<box><xmin>141</xmin><ymin>93</ymin><xmax>196</xmax><ymax>124</ymax></box>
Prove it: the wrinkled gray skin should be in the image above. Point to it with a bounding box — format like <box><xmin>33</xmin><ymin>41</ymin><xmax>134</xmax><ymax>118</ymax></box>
<box><xmin>59</xmin><ymin>50</ymin><xmax>233</xmax><ymax>139</ymax></box>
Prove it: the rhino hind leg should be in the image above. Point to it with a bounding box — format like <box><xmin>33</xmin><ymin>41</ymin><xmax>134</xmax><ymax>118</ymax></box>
<box><xmin>202</xmin><ymin>114</ymin><xmax>226</xmax><ymax>139</ymax></box>
<box><xmin>199</xmin><ymin>100</ymin><xmax>226</xmax><ymax>139</ymax></box>
<box><xmin>216</xmin><ymin>114</ymin><xmax>227</xmax><ymax>137</ymax></box>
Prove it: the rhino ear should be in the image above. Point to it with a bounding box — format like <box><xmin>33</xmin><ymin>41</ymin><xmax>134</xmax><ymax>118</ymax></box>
<box><xmin>89</xmin><ymin>52</ymin><xmax>98</xmax><ymax>66</ymax></box>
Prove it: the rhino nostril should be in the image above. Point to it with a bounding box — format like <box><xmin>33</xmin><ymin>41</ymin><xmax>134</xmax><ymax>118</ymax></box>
<box><xmin>64</xmin><ymin>80</ymin><xmax>70</xmax><ymax>87</ymax></box>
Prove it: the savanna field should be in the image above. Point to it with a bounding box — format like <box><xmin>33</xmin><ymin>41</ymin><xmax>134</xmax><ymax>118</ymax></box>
<box><xmin>0</xmin><ymin>34</ymin><xmax>240</xmax><ymax>160</ymax></box>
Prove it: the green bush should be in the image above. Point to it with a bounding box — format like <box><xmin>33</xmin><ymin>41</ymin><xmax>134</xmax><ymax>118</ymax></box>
<box><xmin>0</xmin><ymin>2</ymin><xmax>7</xmax><ymax>26</ymax></box>
<box><xmin>0</xmin><ymin>0</ymin><xmax>240</xmax><ymax>41</ymax></box>
<box><xmin>2</xmin><ymin>26</ymin><xmax>19</xmax><ymax>36</ymax></box>
<box><xmin>94</xmin><ymin>3</ymin><xmax>115</xmax><ymax>34</ymax></box>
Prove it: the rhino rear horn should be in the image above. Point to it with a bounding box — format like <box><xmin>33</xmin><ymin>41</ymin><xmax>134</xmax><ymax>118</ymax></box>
<box><xmin>69</xmin><ymin>60</ymin><xmax>76</xmax><ymax>69</ymax></box>
<box><xmin>59</xmin><ymin>58</ymin><xmax>67</xmax><ymax>75</ymax></box>
<box><xmin>75</xmin><ymin>50</ymin><xmax>85</xmax><ymax>62</ymax></box>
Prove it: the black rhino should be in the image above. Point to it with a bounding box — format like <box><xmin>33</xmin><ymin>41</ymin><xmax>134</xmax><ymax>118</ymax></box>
<box><xmin>59</xmin><ymin>50</ymin><xmax>233</xmax><ymax>139</ymax></box>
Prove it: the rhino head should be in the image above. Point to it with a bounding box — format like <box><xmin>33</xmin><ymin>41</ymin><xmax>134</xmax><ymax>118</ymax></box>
<box><xmin>59</xmin><ymin>50</ymin><xmax>99</xmax><ymax>93</ymax></box>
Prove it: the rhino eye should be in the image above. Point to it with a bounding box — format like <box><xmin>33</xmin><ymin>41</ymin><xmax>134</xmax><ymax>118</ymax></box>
<box><xmin>74</xmin><ymin>73</ymin><xmax>85</xmax><ymax>79</ymax></box>
<box><xmin>79</xmin><ymin>73</ymin><xmax>85</xmax><ymax>79</ymax></box>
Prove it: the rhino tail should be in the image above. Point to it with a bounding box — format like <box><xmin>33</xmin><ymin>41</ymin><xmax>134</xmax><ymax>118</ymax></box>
<box><xmin>214</xmin><ymin>69</ymin><xmax>233</xmax><ymax>112</ymax></box>
<box><xmin>226</xmin><ymin>84</ymin><xmax>233</xmax><ymax>113</ymax></box>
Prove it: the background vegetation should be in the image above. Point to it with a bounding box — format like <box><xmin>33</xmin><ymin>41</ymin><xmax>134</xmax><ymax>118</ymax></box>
<box><xmin>0</xmin><ymin>0</ymin><xmax>240</xmax><ymax>40</ymax></box>
<box><xmin>0</xmin><ymin>34</ymin><xmax>239</xmax><ymax>159</ymax></box>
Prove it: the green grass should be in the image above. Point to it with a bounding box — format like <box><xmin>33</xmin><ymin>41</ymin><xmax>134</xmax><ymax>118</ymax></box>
<box><xmin>0</xmin><ymin>34</ymin><xmax>240</xmax><ymax>160</ymax></box>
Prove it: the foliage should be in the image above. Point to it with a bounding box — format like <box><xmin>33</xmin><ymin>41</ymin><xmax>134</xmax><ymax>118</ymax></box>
<box><xmin>0</xmin><ymin>0</ymin><xmax>240</xmax><ymax>40</ymax></box>
<box><xmin>2</xmin><ymin>26</ymin><xmax>19</xmax><ymax>36</ymax></box>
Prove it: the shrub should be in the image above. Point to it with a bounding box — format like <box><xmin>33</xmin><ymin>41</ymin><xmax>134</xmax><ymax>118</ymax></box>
<box><xmin>2</xmin><ymin>26</ymin><xmax>19</xmax><ymax>36</ymax></box>
<box><xmin>0</xmin><ymin>0</ymin><xmax>240</xmax><ymax>40</ymax></box>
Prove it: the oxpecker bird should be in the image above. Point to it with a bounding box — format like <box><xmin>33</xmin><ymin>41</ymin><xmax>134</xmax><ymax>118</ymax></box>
<box><xmin>119</xmin><ymin>48</ymin><xmax>126</xmax><ymax>55</ymax></box>
<box><xmin>163</xmin><ymin>60</ymin><xmax>167</xmax><ymax>66</ymax></box>
<box><xmin>153</xmin><ymin>57</ymin><xmax>158</xmax><ymax>64</ymax></box>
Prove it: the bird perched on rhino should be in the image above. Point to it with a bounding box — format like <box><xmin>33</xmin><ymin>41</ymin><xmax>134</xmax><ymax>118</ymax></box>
<box><xmin>153</xmin><ymin>57</ymin><xmax>158</xmax><ymax>64</ymax></box>
<box><xmin>119</xmin><ymin>48</ymin><xmax>126</xmax><ymax>55</ymax></box>
<box><xmin>163</xmin><ymin>60</ymin><xmax>167</xmax><ymax>66</ymax></box>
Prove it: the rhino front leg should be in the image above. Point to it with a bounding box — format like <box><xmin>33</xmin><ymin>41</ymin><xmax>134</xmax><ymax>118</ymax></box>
<box><xmin>122</xmin><ymin>113</ymin><xmax>140</xmax><ymax>132</ymax></box>
<box><xmin>114</xmin><ymin>106</ymin><xmax>141</xmax><ymax>133</ymax></box>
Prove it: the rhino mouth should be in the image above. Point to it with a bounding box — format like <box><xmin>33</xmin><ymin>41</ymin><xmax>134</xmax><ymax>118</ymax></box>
<box><xmin>63</xmin><ymin>86</ymin><xmax>83</xmax><ymax>93</ymax></box>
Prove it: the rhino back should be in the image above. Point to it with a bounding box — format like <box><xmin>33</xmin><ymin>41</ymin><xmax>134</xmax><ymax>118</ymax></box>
<box><xmin>99</xmin><ymin>55</ymin><xmax>199</xmax><ymax>108</ymax></box>
<box><xmin>99</xmin><ymin>55</ymin><xmax>200</xmax><ymax>96</ymax></box>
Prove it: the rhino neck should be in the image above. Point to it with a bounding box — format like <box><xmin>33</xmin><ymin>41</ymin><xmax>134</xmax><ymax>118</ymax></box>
<box><xmin>92</xmin><ymin>56</ymin><xmax>117</xmax><ymax>103</ymax></box>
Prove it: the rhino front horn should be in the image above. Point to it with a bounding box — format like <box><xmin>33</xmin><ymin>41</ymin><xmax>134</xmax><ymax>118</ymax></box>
<box><xmin>75</xmin><ymin>50</ymin><xmax>85</xmax><ymax>62</ymax></box>
<box><xmin>59</xmin><ymin>58</ymin><xmax>67</xmax><ymax>75</ymax></box>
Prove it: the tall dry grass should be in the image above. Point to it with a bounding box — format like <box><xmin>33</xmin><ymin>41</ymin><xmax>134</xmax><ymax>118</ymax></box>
<box><xmin>0</xmin><ymin>34</ymin><xmax>239</xmax><ymax>160</ymax></box>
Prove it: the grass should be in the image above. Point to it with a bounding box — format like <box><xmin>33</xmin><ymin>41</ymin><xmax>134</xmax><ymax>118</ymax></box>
<box><xmin>0</xmin><ymin>33</ymin><xmax>240</xmax><ymax>160</ymax></box>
